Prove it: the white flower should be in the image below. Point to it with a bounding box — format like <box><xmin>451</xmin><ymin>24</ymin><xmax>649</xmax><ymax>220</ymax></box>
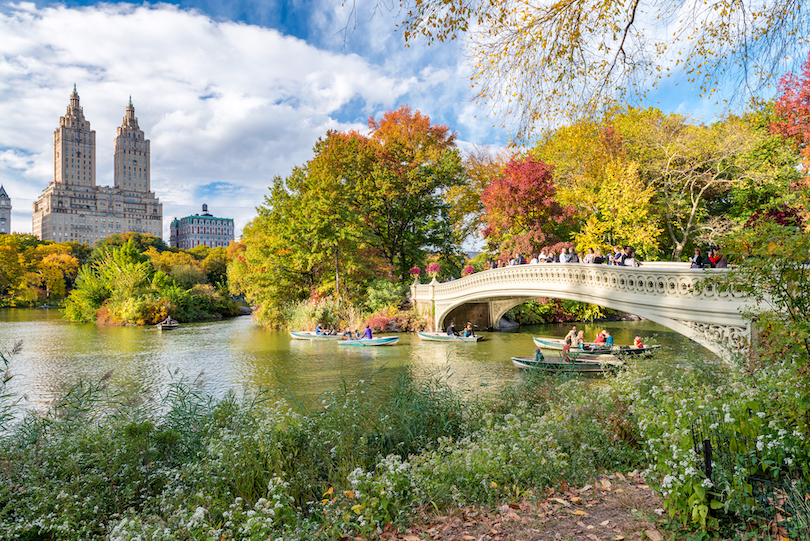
<box><xmin>701</xmin><ymin>478</ymin><xmax>714</xmax><ymax>488</ymax></box>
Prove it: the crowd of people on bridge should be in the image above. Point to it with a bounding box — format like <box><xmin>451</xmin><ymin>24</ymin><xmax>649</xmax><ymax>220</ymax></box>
<box><xmin>486</xmin><ymin>244</ymin><xmax>729</xmax><ymax>269</ymax></box>
<box><xmin>488</xmin><ymin>245</ymin><xmax>640</xmax><ymax>269</ymax></box>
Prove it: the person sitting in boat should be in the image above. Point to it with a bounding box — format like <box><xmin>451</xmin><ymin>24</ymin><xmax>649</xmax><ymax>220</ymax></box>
<box><xmin>326</xmin><ymin>326</ymin><xmax>337</xmax><ymax>336</ymax></box>
<box><xmin>161</xmin><ymin>315</ymin><xmax>177</xmax><ymax>326</ymax></box>
<box><xmin>361</xmin><ymin>325</ymin><xmax>373</xmax><ymax>340</ymax></box>
<box><xmin>564</xmin><ymin>326</ymin><xmax>579</xmax><ymax>348</ymax></box>
<box><xmin>634</xmin><ymin>335</ymin><xmax>644</xmax><ymax>348</ymax></box>
<box><xmin>535</xmin><ymin>348</ymin><xmax>545</xmax><ymax>362</ymax></box>
<box><xmin>463</xmin><ymin>323</ymin><xmax>475</xmax><ymax>337</ymax></box>
<box><xmin>446</xmin><ymin>322</ymin><xmax>459</xmax><ymax>336</ymax></box>
<box><xmin>594</xmin><ymin>330</ymin><xmax>606</xmax><ymax>344</ymax></box>
<box><xmin>577</xmin><ymin>330</ymin><xmax>589</xmax><ymax>350</ymax></box>
<box><xmin>342</xmin><ymin>328</ymin><xmax>354</xmax><ymax>339</ymax></box>
<box><xmin>315</xmin><ymin>324</ymin><xmax>324</xmax><ymax>335</ymax></box>
<box><xmin>604</xmin><ymin>330</ymin><xmax>614</xmax><ymax>348</ymax></box>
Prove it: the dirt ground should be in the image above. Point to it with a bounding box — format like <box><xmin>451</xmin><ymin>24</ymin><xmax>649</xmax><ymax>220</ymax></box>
<box><xmin>381</xmin><ymin>471</ymin><xmax>669</xmax><ymax>541</ymax></box>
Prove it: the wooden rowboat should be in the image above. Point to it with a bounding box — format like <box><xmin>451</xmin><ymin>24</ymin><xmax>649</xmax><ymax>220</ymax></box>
<box><xmin>337</xmin><ymin>336</ymin><xmax>400</xmax><ymax>347</ymax></box>
<box><xmin>512</xmin><ymin>354</ymin><xmax>623</xmax><ymax>373</ymax></box>
<box><xmin>417</xmin><ymin>331</ymin><xmax>483</xmax><ymax>342</ymax></box>
<box><xmin>289</xmin><ymin>330</ymin><xmax>345</xmax><ymax>341</ymax></box>
<box><xmin>156</xmin><ymin>321</ymin><xmax>180</xmax><ymax>330</ymax></box>
<box><xmin>532</xmin><ymin>337</ymin><xmax>660</xmax><ymax>356</ymax></box>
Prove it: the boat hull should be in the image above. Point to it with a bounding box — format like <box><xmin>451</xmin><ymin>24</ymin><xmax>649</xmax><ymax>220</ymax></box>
<box><xmin>337</xmin><ymin>337</ymin><xmax>400</xmax><ymax>347</ymax></box>
<box><xmin>417</xmin><ymin>332</ymin><xmax>482</xmax><ymax>342</ymax></box>
<box><xmin>289</xmin><ymin>331</ymin><xmax>345</xmax><ymax>341</ymax></box>
<box><xmin>512</xmin><ymin>356</ymin><xmax>622</xmax><ymax>373</ymax></box>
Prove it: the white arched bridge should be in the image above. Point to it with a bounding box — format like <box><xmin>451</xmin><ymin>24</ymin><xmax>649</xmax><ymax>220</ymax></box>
<box><xmin>410</xmin><ymin>263</ymin><xmax>753</xmax><ymax>357</ymax></box>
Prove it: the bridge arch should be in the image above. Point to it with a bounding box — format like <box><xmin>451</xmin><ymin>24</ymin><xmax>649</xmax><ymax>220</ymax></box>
<box><xmin>411</xmin><ymin>264</ymin><xmax>752</xmax><ymax>358</ymax></box>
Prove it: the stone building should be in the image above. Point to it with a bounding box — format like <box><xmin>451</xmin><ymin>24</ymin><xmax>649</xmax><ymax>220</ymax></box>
<box><xmin>0</xmin><ymin>185</ymin><xmax>10</xmax><ymax>234</ymax></box>
<box><xmin>169</xmin><ymin>204</ymin><xmax>234</xmax><ymax>249</ymax></box>
<box><xmin>32</xmin><ymin>86</ymin><xmax>163</xmax><ymax>244</ymax></box>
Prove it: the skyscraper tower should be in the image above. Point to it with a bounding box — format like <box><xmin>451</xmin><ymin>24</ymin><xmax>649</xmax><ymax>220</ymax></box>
<box><xmin>0</xmin><ymin>185</ymin><xmax>10</xmax><ymax>234</ymax></box>
<box><xmin>113</xmin><ymin>97</ymin><xmax>151</xmax><ymax>193</ymax></box>
<box><xmin>54</xmin><ymin>84</ymin><xmax>97</xmax><ymax>187</ymax></box>
<box><xmin>33</xmin><ymin>87</ymin><xmax>163</xmax><ymax>244</ymax></box>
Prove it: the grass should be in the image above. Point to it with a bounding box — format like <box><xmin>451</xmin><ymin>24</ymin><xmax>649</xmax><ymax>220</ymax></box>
<box><xmin>0</xmin><ymin>345</ymin><xmax>806</xmax><ymax>539</ymax></box>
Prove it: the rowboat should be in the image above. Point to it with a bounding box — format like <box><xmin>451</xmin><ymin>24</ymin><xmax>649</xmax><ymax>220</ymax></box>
<box><xmin>338</xmin><ymin>336</ymin><xmax>400</xmax><ymax>347</ymax></box>
<box><xmin>417</xmin><ymin>331</ymin><xmax>483</xmax><ymax>342</ymax></box>
<box><xmin>532</xmin><ymin>337</ymin><xmax>660</xmax><ymax>356</ymax></box>
<box><xmin>156</xmin><ymin>321</ymin><xmax>180</xmax><ymax>330</ymax></box>
<box><xmin>289</xmin><ymin>330</ymin><xmax>345</xmax><ymax>341</ymax></box>
<box><xmin>512</xmin><ymin>354</ymin><xmax>624</xmax><ymax>373</ymax></box>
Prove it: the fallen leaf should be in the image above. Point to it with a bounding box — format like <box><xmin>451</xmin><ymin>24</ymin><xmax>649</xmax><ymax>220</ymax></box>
<box><xmin>462</xmin><ymin>536</ymin><xmax>475</xmax><ymax>541</ymax></box>
<box><xmin>579</xmin><ymin>485</ymin><xmax>593</xmax><ymax>493</ymax></box>
<box><xmin>587</xmin><ymin>535</ymin><xmax>600</xmax><ymax>541</ymax></box>
<box><xmin>403</xmin><ymin>536</ymin><xmax>420</xmax><ymax>541</ymax></box>
<box><xmin>601</xmin><ymin>479</ymin><xmax>612</xmax><ymax>490</ymax></box>
<box><xmin>645</xmin><ymin>529</ymin><xmax>663</xmax><ymax>541</ymax></box>
<box><xmin>600</xmin><ymin>520</ymin><xmax>610</xmax><ymax>526</ymax></box>
<box><xmin>573</xmin><ymin>510</ymin><xmax>589</xmax><ymax>516</ymax></box>
<box><xmin>577</xmin><ymin>521</ymin><xmax>587</xmax><ymax>528</ymax></box>
<box><xmin>614</xmin><ymin>537</ymin><xmax>626</xmax><ymax>541</ymax></box>
<box><xmin>569</xmin><ymin>496</ymin><xmax>583</xmax><ymax>503</ymax></box>
<box><xmin>615</xmin><ymin>472</ymin><xmax>627</xmax><ymax>481</ymax></box>
<box><xmin>508</xmin><ymin>503</ymin><xmax>520</xmax><ymax>510</ymax></box>
<box><xmin>551</xmin><ymin>498</ymin><xmax>571</xmax><ymax>507</ymax></box>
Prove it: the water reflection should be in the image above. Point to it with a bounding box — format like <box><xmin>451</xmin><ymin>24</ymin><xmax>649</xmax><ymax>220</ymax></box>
<box><xmin>0</xmin><ymin>309</ymin><xmax>714</xmax><ymax>410</ymax></box>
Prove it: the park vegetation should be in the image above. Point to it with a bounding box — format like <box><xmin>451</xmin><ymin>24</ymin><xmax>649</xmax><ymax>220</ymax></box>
<box><xmin>230</xmin><ymin>71</ymin><xmax>809</xmax><ymax>330</ymax></box>
<box><xmin>59</xmin><ymin>233</ymin><xmax>241</xmax><ymax>325</ymax></box>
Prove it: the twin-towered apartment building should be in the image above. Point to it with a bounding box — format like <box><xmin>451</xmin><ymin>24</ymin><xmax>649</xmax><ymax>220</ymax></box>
<box><xmin>30</xmin><ymin>87</ymin><xmax>233</xmax><ymax>249</ymax></box>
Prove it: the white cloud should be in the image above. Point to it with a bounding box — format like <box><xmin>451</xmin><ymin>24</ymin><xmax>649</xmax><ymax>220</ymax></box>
<box><xmin>0</xmin><ymin>2</ymin><xmax>503</xmax><ymax>237</ymax></box>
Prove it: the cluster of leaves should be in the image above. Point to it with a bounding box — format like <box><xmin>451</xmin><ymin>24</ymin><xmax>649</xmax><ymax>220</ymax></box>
<box><xmin>505</xmin><ymin>298</ymin><xmax>613</xmax><ymax>325</ymax></box>
<box><xmin>0</xmin><ymin>234</ymin><xmax>88</xmax><ymax>306</ymax></box>
<box><xmin>63</xmin><ymin>239</ymin><xmax>240</xmax><ymax>325</ymax></box>
<box><xmin>229</xmin><ymin>106</ymin><xmax>464</xmax><ymax>327</ymax></box>
<box><xmin>397</xmin><ymin>0</ymin><xmax>810</xmax><ymax>142</ymax></box>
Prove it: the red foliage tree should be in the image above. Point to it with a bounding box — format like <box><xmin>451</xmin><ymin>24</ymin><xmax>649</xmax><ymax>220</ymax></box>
<box><xmin>480</xmin><ymin>156</ymin><xmax>575</xmax><ymax>257</ymax></box>
<box><xmin>770</xmin><ymin>51</ymin><xmax>810</xmax><ymax>226</ymax></box>
<box><xmin>772</xmin><ymin>51</ymin><xmax>810</xmax><ymax>171</ymax></box>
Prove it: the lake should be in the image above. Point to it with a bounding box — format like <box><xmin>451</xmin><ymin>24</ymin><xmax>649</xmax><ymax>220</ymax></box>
<box><xmin>0</xmin><ymin>309</ymin><xmax>714</xmax><ymax>410</ymax></box>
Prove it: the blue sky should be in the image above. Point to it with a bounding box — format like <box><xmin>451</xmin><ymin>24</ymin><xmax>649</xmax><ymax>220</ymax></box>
<box><xmin>0</xmin><ymin>0</ymin><xmax>777</xmax><ymax>241</ymax></box>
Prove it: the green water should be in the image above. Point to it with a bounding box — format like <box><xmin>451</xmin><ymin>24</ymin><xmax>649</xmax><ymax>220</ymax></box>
<box><xmin>0</xmin><ymin>309</ymin><xmax>713</xmax><ymax>409</ymax></box>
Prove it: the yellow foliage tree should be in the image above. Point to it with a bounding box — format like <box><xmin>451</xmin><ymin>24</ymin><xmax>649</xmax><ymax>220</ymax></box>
<box><xmin>397</xmin><ymin>0</ymin><xmax>810</xmax><ymax>141</ymax></box>
<box><xmin>572</xmin><ymin>160</ymin><xmax>661</xmax><ymax>258</ymax></box>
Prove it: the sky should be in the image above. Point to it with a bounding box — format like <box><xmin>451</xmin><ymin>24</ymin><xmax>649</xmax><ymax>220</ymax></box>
<box><xmin>0</xmin><ymin>0</ymin><xmax>782</xmax><ymax>243</ymax></box>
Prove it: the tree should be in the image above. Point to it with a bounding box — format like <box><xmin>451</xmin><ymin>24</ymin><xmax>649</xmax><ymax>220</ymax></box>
<box><xmin>616</xmin><ymin>112</ymin><xmax>765</xmax><ymax>258</ymax></box>
<box><xmin>396</xmin><ymin>0</ymin><xmax>810</xmax><ymax>141</ymax></box>
<box><xmin>572</xmin><ymin>159</ymin><xmax>662</xmax><ymax>257</ymax></box>
<box><xmin>480</xmin><ymin>155</ymin><xmax>574</xmax><ymax>256</ymax></box>
<box><xmin>771</xmin><ymin>51</ymin><xmax>810</xmax><ymax>226</ymax></box>
<box><xmin>359</xmin><ymin>106</ymin><xmax>464</xmax><ymax>279</ymax></box>
<box><xmin>231</xmin><ymin>106</ymin><xmax>465</xmax><ymax>326</ymax></box>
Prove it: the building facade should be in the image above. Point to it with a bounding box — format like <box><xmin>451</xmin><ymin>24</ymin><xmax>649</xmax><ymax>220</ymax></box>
<box><xmin>32</xmin><ymin>87</ymin><xmax>163</xmax><ymax>244</ymax></box>
<box><xmin>0</xmin><ymin>185</ymin><xmax>10</xmax><ymax>234</ymax></box>
<box><xmin>169</xmin><ymin>204</ymin><xmax>234</xmax><ymax>249</ymax></box>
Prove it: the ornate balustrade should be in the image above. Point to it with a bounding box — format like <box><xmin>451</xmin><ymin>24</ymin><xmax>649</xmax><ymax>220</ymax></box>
<box><xmin>410</xmin><ymin>263</ymin><xmax>753</xmax><ymax>357</ymax></box>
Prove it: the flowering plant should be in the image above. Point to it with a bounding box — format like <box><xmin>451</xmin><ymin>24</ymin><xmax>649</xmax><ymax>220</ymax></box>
<box><xmin>461</xmin><ymin>265</ymin><xmax>475</xmax><ymax>277</ymax></box>
<box><xmin>409</xmin><ymin>266</ymin><xmax>421</xmax><ymax>276</ymax></box>
<box><xmin>425</xmin><ymin>263</ymin><xmax>440</xmax><ymax>278</ymax></box>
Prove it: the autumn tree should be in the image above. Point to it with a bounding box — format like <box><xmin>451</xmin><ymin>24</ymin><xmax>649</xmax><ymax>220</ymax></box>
<box><xmin>771</xmin><ymin>50</ymin><xmax>810</xmax><ymax>225</ymax></box>
<box><xmin>621</xmin><ymin>112</ymin><xmax>777</xmax><ymax>258</ymax></box>
<box><xmin>393</xmin><ymin>0</ymin><xmax>810</xmax><ymax>141</ymax></box>
<box><xmin>232</xmin><ymin>106</ymin><xmax>464</xmax><ymax>325</ymax></box>
<box><xmin>480</xmin><ymin>155</ymin><xmax>574</xmax><ymax>256</ymax></box>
